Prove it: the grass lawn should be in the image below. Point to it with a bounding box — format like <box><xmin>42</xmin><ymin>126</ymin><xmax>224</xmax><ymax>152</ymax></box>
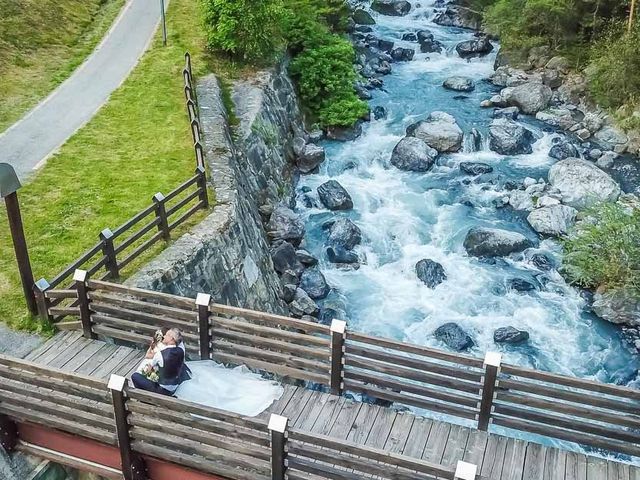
<box><xmin>0</xmin><ymin>0</ymin><xmax>126</xmax><ymax>132</ymax></box>
<box><xmin>0</xmin><ymin>0</ymin><xmax>224</xmax><ymax>332</ymax></box>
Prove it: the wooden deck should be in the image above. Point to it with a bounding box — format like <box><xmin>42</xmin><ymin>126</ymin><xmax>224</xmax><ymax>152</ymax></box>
<box><xmin>27</xmin><ymin>331</ymin><xmax>640</xmax><ymax>480</ymax></box>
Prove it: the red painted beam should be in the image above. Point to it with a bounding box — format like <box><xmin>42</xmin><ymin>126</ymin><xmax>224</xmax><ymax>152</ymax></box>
<box><xmin>16</xmin><ymin>422</ymin><xmax>226</xmax><ymax>480</ymax></box>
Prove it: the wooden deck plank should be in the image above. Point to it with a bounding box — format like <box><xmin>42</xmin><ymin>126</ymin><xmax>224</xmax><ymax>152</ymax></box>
<box><xmin>402</xmin><ymin>416</ymin><xmax>433</xmax><ymax>459</ymax></box>
<box><xmin>566</xmin><ymin>452</ymin><xmax>588</xmax><ymax>480</ymax></box>
<box><xmin>263</xmin><ymin>385</ymin><xmax>297</xmax><ymax>419</ymax></box>
<box><xmin>422</xmin><ymin>420</ymin><xmax>452</xmax><ymax>464</ymax></box>
<box><xmin>463</xmin><ymin>429</ymin><xmax>489</xmax><ymax>470</ymax></box>
<box><xmin>441</xmin><ymin>424</ymin><xmax>471</xmax><ymax>468</ymax></box>
<box><xmin>481</xmin><ymin>434</ymin><xmax>508</xmax><ymax>479</ymax></box>
<box><xmin>543</xmin><ymin>448</ymin><xmax>567</xmax><ymax>480</ymax></box>
<box><xmin>383</xmin><ymin>411</ymin><xmax>414</xmax><ymax>454</ymax></box>
<box><xmin>113</xmin><ymin>350</ymin><xmax>144</xmax><ymax>377</ymax></box>
<box><xmin>346</xmin><ymin>403</ymin><xmax>381</xmax><ymax>445</ymax></box>
<box><xmin>296</xmin><ymin>390</ymin><xmax>335</xmax><ymax>430</ymax></box>
<box><xmin>587</xmin><ymin>457</ymin><xmax>608</xmax><ymax>480</ymax></box>
<box><xmin>328</xmin><ymin>398</ymin><xmax>362</xmax><ymax>439</ymax></box>
<box><xmin>315</xmin><ymin>396</ymin><xmax>347</xmax><ymax>436</ymax></box>
<box><xmin>91</xmin><ymin>346</ymin><xmax>133</xmax><ymax>379</ymax></box>
<box><xmin>25</xmin><ymin>331</ymin><xmax>71</xmax><ymax>361</ymax></box>
<box><xmin>73</xmin><ymin>344</ymin><xmax>118</xmax><ymax>375</ymax></box>
<box><xmin>522</xmin><ymin>442</ymin><xmax>547</xmax><ymax>480</ymax></box>
<box><xmin>365</xmin><ymin>408</ymin><xmax>397</xmax><ymax>449</ymax></box>
<box><xmin>500</xmin><ymin>438</ymin><xmax>527</xmax><ymax>480</ymax></box>
<box><xmin>62</xmin><ymin>340</ymin><xmax>105</xmax><ymax>372</ymax></box>
<box><xmin>630</xmin><ymin>465</ymin><xmax>640</xmax><ymax>480</ymax></box>
<box><xmin>36</xmin><ymin>331</ymin><xmax>83</xmax><ymax>365</ymax></box>
<box><xmin>281</xmin><ymin>387</ymin><xmax>315</xmax><ymax>426</ymax></box>
<box><xmin>47</xmin><ymin>337</ymin><xmax>92</xmax><ymax>369</ymax></box>
<box><xmin>610</xmin><ymin>462</ymin><xmax>630</xmax><ymax>480</ymax></box>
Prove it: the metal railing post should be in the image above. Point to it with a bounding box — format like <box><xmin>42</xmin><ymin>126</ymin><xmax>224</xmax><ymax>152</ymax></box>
<box><xmin>196</xmin><ymin>293</ymin><xmax>211</xmax><ymax>360</ymax></box>
<box><xmin>0</xmin><ymin>414</ymin><xmax>18</xmax><ymax>452</ymax></box>
<box><xmin>99</xmin><ymin>228</ymin><xmax>120</xmax><ymax>279</ymax></box>
<box><xmin>454</xmin><ymin>461</ymin><xmax>478</xmax><ymax>480</ymax></box>
<box><xmin>478</xmin><ymin>352</ymin><xmax>501</xmax><ymax>431</ymax></box>
<box><xmin>268</xmin><ymin>414</ymin><xmax>288</xmax><ymax>480</ymax></box>
<box><xmin>109</xmin><ymin>375</ymin><xmax>147</xmax><ymax>480</ymax></box>
<box><xmin>34</xmin><ymin>278</ymin><xmax>52</xmax><ymax>322</ymax></box>
<box><xmin>74</xmin><ymin>269</ymin><xmax>95</xmax><ymax>339</ymax></box>
<box><xmin>195</xmin><ymin>165</ymin><xmax>209</xmax><ymax>208</ymax></box>
<box><xmin>152</xmin><ymin>193</ymin><xmax>171</xmax><ymax>241</ymax></box>
<box><xmin>330</xmin><ymin>320</ymin><xmax>346</xmax><ymax>395</ymax></box>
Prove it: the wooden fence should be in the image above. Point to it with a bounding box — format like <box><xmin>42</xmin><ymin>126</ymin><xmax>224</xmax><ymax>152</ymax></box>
<box><xmin>0</xmin><ymin>353</ymin><xmax>482</xmax><ymax>480</ymax></box>
<box><xmin>33</xmin><ymin>52</ymin><xmax>210</xmax><ymax>325</ymax></box>
<box><xmin>45</xmin><ymin>277</ymin><xmax>640</xmax><ymax>460</ymax></box>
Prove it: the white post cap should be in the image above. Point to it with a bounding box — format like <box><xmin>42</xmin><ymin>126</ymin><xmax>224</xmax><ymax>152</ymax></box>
<box><xmin>330</xmin><ymin>319</ymin><xmax>347</xmax><ymax>334</ymax></box>
<box><xmin>108</xmin><ymin>374</ymin><xmax>127</xmax><ymax>392</ymax></box>
<box><xmin>195</xmin><ymin>292</ymin><xmax>211</xmax><ymax>306</ymax></box>
<box><xmin>73</xmin><ymin>269</ymin><xmax>87</xmax><ymax>282</ymax></box>
<box><xmin>455</xmin><ymin>460</ymin><xmax>478</xmax><ymax>480</ymax></box>
<box><xmin>268</xmin><ymin>414</ymin><xmax>288</xmax><ymax>433</ymax></box>
<box><xmin>484</xmin><ymin>351</ymin><xmax>502</xmax><ymax>368</ymax></box>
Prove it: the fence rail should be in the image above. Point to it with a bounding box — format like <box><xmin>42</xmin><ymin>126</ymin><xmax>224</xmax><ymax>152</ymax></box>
<box><xmin>39</xmin><ymin>277</ymin><xmax>640</xmax><ymax>461</ymax></box>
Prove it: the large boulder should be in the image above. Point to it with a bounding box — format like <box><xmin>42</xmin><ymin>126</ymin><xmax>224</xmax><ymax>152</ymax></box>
<box><xmin>300</xmin><ymin>268</ymin><xmax>330</xmax><ymax>300</ymax></box>
<box><xmin>416</xmin><ymin>259</ymin><xmax>447</xmax><ymax>288</ymax></box>
<box><xmin>463</xmin><ymin>227</ymin><xmax>534</xmax><ymax>257</ymax></box>
<box><xmin>593</xmin><ymin>288</ymin><xmax>640</xmax><ymax>327</ymax></box>
<box><xmin>371</xmin><ymin>0</ymin><xmax>412</xmax><ymax>16</ymax></box>
<box><xmin>416</xmin><ymin>30</ymin><xmax>444</xmax><ymax>53</ymax></box>
<box><xmin>548</xmin><ymin>158</ymin><xmax>621</xmax><ymax>209</ymax></box>
<box><xmin>391</xmin><ymin>47</ymin><xmax>415</xmax><ymax>62</ymax></box>
<box><xmin>353</xmin><ymin>9</ymin><xmax>376</xmax><ymax>25</ymax></box>
<box><xmin>594</xmin><ymin>126</ymin><xmax>629</xmax><ymax>151</ymax></box>
<box><xmin>434</xmin><ymin>323</ymin><xmax>474</xmax><ymax>351</ymax></box>
<box><xmin>327</xmin><ymin>217</ymin><xmax>362</xmax><ymax>250</ymax></box>
<box><xmin>271</xmin><ymin>242</ymin><xmax>304</xmax><ymax>276</ymax></box>
<box><xmin>489</xmin><ymin>118</ymin><xmax>535</xmax><ymax>155</ymax></box>
<box><xmin>501</xmin><ymin>82</ymin><xmax>552</xmax><ymax>115</ymax></box>
<box><xmin>266</xmin><ymin>205</ymin><xmax>305</xmax><ymax>246</ymax></box>
<box><xmin>494</xmin><ymin>326</ymin><xmax>530</xmax><ymax>344</ymax></box>
<box><xmin>443</xmin><ymin>76</ymin><xmax>475</xmax><ymax>92</ymax></box>
<box><xmin>327</xmin><ymin>246</ymin><xmax>359</xmax><ymax>264</ymax></box>
<box><xmin>296</xmin><ymin>144</ymin><xmax>326</xmax><ymax>173</ymax></box>
<box><xmin>455</xmin><ymin>37</ymin><xmax>493</xmax><ymax>58</ymax></box>
<box><xmin>407</xmin><ymin>111</ymin><xmax>463</xmax><ymax>153</ymax></box>
<box><xmin>390</xmin><ymin>137</ymin><xmax>438</xmax><ymax>172</ymax></box>
<box><xmin>549</xmin><ymin>140</ymin><xmax>578</xmax><ymax>160</ymax></box>
<box><xmin>433</xmin><ymin>6</ymin><xmax>482</xmax><ymax>30</ymax></box>
<box><xmin>318</xmin><ymin>180</ymin><xmax>354</xmax><ymax>210</ymax></box>
<box><xmin>289</xmin><ymin>289</ymin><xmax>320</xmax><ymax>318</ymax></box>
<box><xmin>536</xmin><ymin>108</ymin><xmax>575</xmax><ymax>130</ymax></box>
<box><xmin>527</xmin><ymin>205</ymin><xmax>577</xmax><ymax>236</ymax></box>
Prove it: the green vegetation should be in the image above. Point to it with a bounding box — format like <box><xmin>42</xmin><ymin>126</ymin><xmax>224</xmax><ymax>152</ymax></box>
<box><xmin>0</xmin><ymin>0</ymin><xmax>211</xmax><ymax>332</ymax></box>
<box><xmin>199</xmin><ymin>0</ymin><xmax>367</xmax><ymax>128</ymax></box>
<box><xmin>563</xmin><ymin>203</ymin><xmax>640</xmax><ymax>295</ymax></box>
<box><xmin>0</xmin><ymin>0</ymin><xmax>125</xmax><ymax>132</ymax></box>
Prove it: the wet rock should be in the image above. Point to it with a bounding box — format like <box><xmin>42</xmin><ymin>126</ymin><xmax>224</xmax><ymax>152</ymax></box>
<box><xmin>402</xmin><ymin>32</ymin><xmax>418</xmax><ymax>42</ymax></box>
<box><xmin>455</xmin><ymin>37</ymin><xmax>493</xmax><ymax>58</ymax></box>
<box><xmin>267</xmin><ymin>205</ymin><xmax>305</xmax><ymax>246</ymax></box>
<box><xmin>549</xmin><ymin>140</ymin><xmax>578</xmax><ymax>160</ymax></box>
<box><xmin>371</xmin><ymin>0</ymin><xmax>412</xmax><ymax>16</ymax></box>
<box><xmin>508</xmin><ymin>191</ymin><xmax>534</xmax><ymax>211</ymax></box>
<box><xmin>407</xmin><ymin>111</ymin><xmax>463</xmax><ymax>153</ymax></box>
<box><xmin>271</xmin><ymin>242</ymin><xmax>304</xmax><ymax>276</ymax></box>
<box><xmin>501</xmin><ymin>82</ymin><xmax>552</xmax><ymax>115</ymax></box>
<box><xmin>494</xmin><ymin>326</ymin><xmax>530</xmax><ymax>344</ymax></box>
<box><xmin>527</xmin><ymin>205</ymin><xmax>577</xmax><ymax>236</ymax></box>
<box><xmin>493</xmin><ymin>107</ymin><xmax>519</xmax><ymax>120</ymax></box>
<box><xmin>596</xmin><ymin>151</ymin><xmax>618</xmax><ymax>169</ymax></box>
<box><xmin>353</xmin><ymin>8</ymin><xmax>376</xmax><ymax>25</ymax></box>
<box><xmin>296</xmin><ymin>143</ymin><xmax>326</xmax><ymax>173</ymax></box>
<box><xmin>463</xmin><ymin>227</ymin><xmax>534</xmax><ymax>257</ymax></box>
<box><xmin>377</xmin><ymin>39</ymin><xmax>395</xmax><ymax>53</ymax></box>
<box><xmin>390</xmin><ymin>137</ymin><xmax>438</xmax><ymax>172</ymax></box>
<box><xmin>548</xmin><ymin>158</ymin><xmax>621</xmax><ymax>209</ymax></box>
<box><xmin>289</xmin><ymin>289</ymin><xmax>320</xmax><ymax>317</ymax></box>
<box><xmin>354</xmin><ymin>25</ymin><xmax>374</xmax><ymax>33</ymax></box>
<box><xmin>308</xmin><ymin>130</ymin><xmax>324</xmax><ymax>143</ymax></box>
<box><xmin>317</xmin><ymin>180</ymin><xmax>354</xmax><ymax>211</ymax></box>
<box><xmin>391</xmin><ymin>47</ymin><xmax>415</xmax><ymax>62</ymax></box>
<box><xmin>489</xmin><ymin>118</ymin><xmax>535</xmax><ymax>155</ymax></box>
<box><xmin>529</xmin><ymin>252</ymin><xmax>554</xmax><ymax>271</ymax></box>
<box><xmin>328</xmin><ymin>217</ymin><xmax>362</xmax><ymax>250</ymax></box>
<box><xmin>355</xmin><ymin>83</ymin><xmax>373</xmax><ymax>100</ymax></box>
<box><xmin>300</xmin><ymin>268</ymin><xmax>330</xmax><ymax>300</ymax></box>
<box><xmin>326</xmin><ymin>123</ymin><xmax>363</xmax><ymax>141</ymax></box>
<box><xmin>460</xmin><ymin>162</ymin><xmax>493</xmax><ymax>176</ymax></box>
<box><xmin>296</xmin><ymin>249</ymin><xmax>318</xmax><ymax>266</ymax></box>
<box><xmin>587</xmin><ymin>149</ymin><xmax>603</xmax><ymax>161</ymax></box>
<box><xmin>434</xmin><ymin>323</ymin><xmax>475</xmax><ymax>351</ymax></box>
<box><xmin>281</xmin><ymin>269</ymin><xmax>300</xmax><ymax>286</ymax></box>
<box><xmin>536</xmin><ymin>108</ymin><xmax>575</xmax><ymax>130</ymax></box>
<box><xmin>375</xmin><ymin>60</ymin><xmax>393</xmax><ymax>75</ymax></box>
<box><xmin>433</xmin><ymin>6</ymin><xmax>482</xmax><ymax>30</ymax></box>
<box><xmin>508</xmin><ymin>278</ymin><xmax>537</xmax><ymax>292</ymax></box>
<box><xmin>327</xmin><ymin>246</ymin><xmax>359</xmax><ymax>264</ymax></box>
<box><xmin>416</xmin><ymin>31</ymin><xmax>444</xmax><ymax>53</ymax></box>
<box><xmin>282</xmin><ymin>284</ymin><xmax>297</xmax><ymax>303</ymax></box>
<box><xmin>443</xmin><ymin>76</ymin><xmax>475</xmax><ymax>92</ymax></box>
<box><xmin>373</xmin><ymin>106</ymin><xmax>388</xmax><ymax>120</ymax></box>
<box><xmin>416</xmin><ymin>259</ymin><xmax>447</xmax><ymax>288</ymax></box>
<box><xmin>593</xmin><ymin>288</ymin><xmax>640</xmax><ymax>327</ymax></box>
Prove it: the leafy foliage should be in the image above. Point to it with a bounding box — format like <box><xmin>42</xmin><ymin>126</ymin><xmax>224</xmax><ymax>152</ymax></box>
<box><xmin>200</xmin><ymin>0</ymin><xmax>284</xmax><ymax>62</ymax></box>
<box><xmin>563</xmin><ymin>203</ymin><xmax>640</xmax><ymax>294</ymax></box>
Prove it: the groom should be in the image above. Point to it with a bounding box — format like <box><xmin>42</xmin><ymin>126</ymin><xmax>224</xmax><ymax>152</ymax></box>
<box><xmin>132</xmin><ymin>328</ymin><xmax>188</xmax><ymax>396</ymax></box>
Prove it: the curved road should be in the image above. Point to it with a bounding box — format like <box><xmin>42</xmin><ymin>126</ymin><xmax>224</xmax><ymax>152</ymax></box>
<box><xmin>0</xmin><ymin>0</ymin><xmax>162</xmax><ymax>181</ymax></box>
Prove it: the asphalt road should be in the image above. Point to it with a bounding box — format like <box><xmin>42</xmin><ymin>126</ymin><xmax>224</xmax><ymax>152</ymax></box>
<box><xmin>0</xmin><ymin>0</ymin><xmax>162</xmax><ymax>181</ymax></box>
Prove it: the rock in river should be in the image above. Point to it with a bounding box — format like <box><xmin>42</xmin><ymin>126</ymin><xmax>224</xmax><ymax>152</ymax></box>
<box><xmin>501</xmin><ymin>82</ymin><xmax>552</xmax><ymax>115</ymax></box>
<box><xmin>455</xmin><ymin>37</ymin><xmax>493</xmax><ymax>58</ymax></box>
<box><xmin>353</xmin><ymin>8</ymin><xmax>376</xmax><ymax>25</ymax></box>
<box><xmin>494</xmin><ymin>326</ymin><xmax>530</xmax><ymax>344</ymax></box>
<box><xmin>318</xmin><ymin>180</ymin><xmax>354</xmax><ymax>211</ymax></box>
<box><xmin>271</xmin><ymin>241</ymin><xmax>304</xmax><ymax>276</ymax></box>
<box><xmin>407</xmin><ymin>111</ymin><xmax>463</xmax><ymax>153</ymax></box>
<box><xmin>390</xmin><ymin>137</ymin><xmax>438</xmax><ymax>172</ymax></box>
<box><xmin>548</xmin><ymin>158</ymin><xmax>621</xmax><ymax>209</ymax></box>
<box><xmin>289</xmin><ymin>288</ymin><xmax>320</xmax><ymax>317</ymax></box>
<box><xmin>508</xmin><ymin>278</ymin><xmax>537</xmax><ymax>292</ymax></box>
<box><xmin>327</xmin><ymin>217</ymin><xmax>362</xmax><ymax>250</ymax></box>
<box><xmin>391</xmin><ymin>47</ymin><xmax>415</xmax><ymax>62</ymax></box>
<box><xmin>296</xmin><ymin>144</ymin><xmax>325</xmax><ymax>173</ymax></box>
<box><xmin>463</xmin><ymin>227</ymin><xmax>534</xmax><ymax>257</ymax></box>
<box><xmin>460</xmin><ymin>162</ymin><xmax>493</xmax><ymax>176</ymax></box>
<box><xmin>300</xmin><ymin>268</ymin><xmax>330</xmax><ymax>300</ymax></box>
<box><xmin>489</xmin><ymin>118</ymin><xmax>535</xmax><ymax>155</ymax></box>
<box><xmin>434</xmin><ymin>323</ymin><xmax>475</xmax><ymax>351</ymax></box>
<box><xmin>443</xmin><ymin>76</ymin><xmax>475</xmax><ymax>92</ymax></box>
<box><xmin>416</xmin><ymin>259</ymin><xmax>447</xmax><ymax>288</ymax></box>
<box><xmin>266</xmin><ymin>205</ymin><xmax>305</xmax><ymax>246</ymax></box>
<box><xmin>527</xmin><ymin>205</ymin><xmax>577</xmax><ymax>237</ymax></box>
<box><xmin>548</xmin><ymin>140</ymin><xmax>578</xmax><ymax>160</ymax></box>
<box><xmin>371</xmin><ymin>0</ymin><xmax>412</xmax><ymax>16</ymax></box>
<box><xmin>327</xmin><ymin>246</ymin><xmax>360</xmax><ymax>264</ymax></box>
<box><xmin>433</xmin><ymin>6</ymin><xmax>482</xmax><ymax>30</ymax></box>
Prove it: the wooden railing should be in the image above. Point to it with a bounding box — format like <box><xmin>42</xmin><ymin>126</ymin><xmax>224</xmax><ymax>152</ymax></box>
<box><xmin>183</xmin><ymin>52</ymin><xmax>205</xmax><ymax>169</ymax></box>
<box><xmin>43</xmin><ymin>277</ymin><xmax>640</xmax><ymax>460</ymax></box>
<box><xmin>0</xmin><ymin>353</ymin><xmax>483</xmax><ymax>480</ymax></box>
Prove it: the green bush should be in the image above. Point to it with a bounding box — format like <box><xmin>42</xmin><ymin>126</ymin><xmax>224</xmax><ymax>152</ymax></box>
<box><xmin>563</xmin><ymin>203</ymin><xmax>640</xmax><ymax>294</ymax></box>
<box><xmin>200</xmin><ymin>0</ymin><xmax>284</xmax><ymax>62</ymax></box>
<box><xmin>587</xmin><ymin>23</ymin><xmax>640</xmax><ymax>110</ymax></box>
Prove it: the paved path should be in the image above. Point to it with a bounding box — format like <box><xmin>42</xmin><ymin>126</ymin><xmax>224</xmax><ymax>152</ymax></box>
<box><xmin>0</xmin><ymin>0</ymin><xmax>162</xmax><ymax>181</ymax></box>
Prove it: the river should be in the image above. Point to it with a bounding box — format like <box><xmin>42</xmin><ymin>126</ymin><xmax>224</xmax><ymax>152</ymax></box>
<box><xmin>296</xmin><ymin>1</ymin><xmax>639</xmax><ymax>389</ymax></box>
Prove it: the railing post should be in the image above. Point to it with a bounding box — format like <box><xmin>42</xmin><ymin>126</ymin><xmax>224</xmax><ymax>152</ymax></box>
<box><xmin>194</xmin><ymin>141</ymin><xmax>205</xmax><ymax>170</ymax></box>
<box><xmin>195</xmin><ymin>165</ymin><xmax>209</xmax><ymax>208</ymax></box>
<box><xmin>455</xmin><ymin>461</ymin><xmax>478</xmax><ymax>480</ymax></box>
<box><xmin>74</xmin><ymin>269</ymin><xmax>95</xmax><ymax>339</ymax></box>
<box><xmin>478</xmin><ymin>352</ymin><xmax>501</xmax><ymax>431</ymax></box>
<box><xmin>34</xmin><ymin>278</ymin><xmax>52</xmax><ymax>322</ymax></box>
<box><xmin>99</xmin><ymin>228</ymin><xmax>120</xmax><ymax>279</ymax></box>
<box><xmin>330</xmin><ymin>319</ymin><xmax>346</xmax><ymax>396</ymax></box>
<box><xmin>190</xmin><ymin>118</ymin><xmax>201</xmax><ymax>144</ymax></box>
<box><xmin>196</xmin><ymin>293</ymin><xmax>211</xmax><ymax>360</ymax></box>
<box><xmin>0</xmin><ymin>414</ymin><xmax>18</xmax><ymax>452</ymax></box>
<box><xmin>152</xmin><ymin>193</ymin><xmax>171</xmax><ymax>241</ymax></box>
<box><xmin>268</xmin><ymin>414</ymin><xmax>288</xmax><ymax>480</ymax></box>
<box><xmin>109</xmin><ymin>375</ymin><xmax>147</xmax><ymax>480</ymax></box>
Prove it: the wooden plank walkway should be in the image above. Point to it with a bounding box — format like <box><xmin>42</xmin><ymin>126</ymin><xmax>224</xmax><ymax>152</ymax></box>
<box><xmin>28</xmin><ymin>332</ymin><xmax>640</xmax><ymax>480</ymax></box>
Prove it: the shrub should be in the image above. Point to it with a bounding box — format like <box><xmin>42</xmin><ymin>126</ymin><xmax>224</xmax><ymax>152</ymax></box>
<box><xmin>562</xmin><ymin>203</ymin><xmax>640</xmax><ymax>294</ymax></box>
<box><xmin>200</xmin><ymin>0</ymin><xmax>284</xmax><ymax>62</ymax></box>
